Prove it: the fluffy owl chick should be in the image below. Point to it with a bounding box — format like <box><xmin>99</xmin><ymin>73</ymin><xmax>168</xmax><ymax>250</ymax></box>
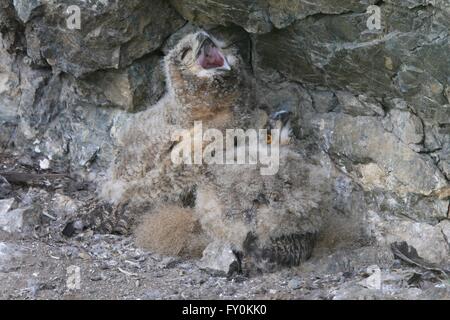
<box><xmin>100</xmin><ymin>31</ymin><xmax>246</xmax><ymax>208</ymax></box>
<box><xmin>86</xmin><ymin>31</ymin><xmax>249</xmax><ymax>235</ymax></box>
<box><xmin>196</xmin><ymin>111</ymin><xmax>332</xmax><ymax>272</ymax></box>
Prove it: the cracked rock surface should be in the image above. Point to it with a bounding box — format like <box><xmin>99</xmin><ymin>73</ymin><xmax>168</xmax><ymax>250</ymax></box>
<box><xmin>0</xmin><ymin>0</ymin><xmax>449</xmax><ymax>299</ymax></box>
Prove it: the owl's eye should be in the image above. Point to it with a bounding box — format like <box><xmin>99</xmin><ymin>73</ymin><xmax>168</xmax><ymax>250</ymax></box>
<box><xmin>181</xmin><ymin>47</ymin><xmax>192</xmax><ymax>61</ymax></box>
<box><xmin>266</xmin><ymin>132</ymin><xmax>272</xmax><ymax>144</ymax></box>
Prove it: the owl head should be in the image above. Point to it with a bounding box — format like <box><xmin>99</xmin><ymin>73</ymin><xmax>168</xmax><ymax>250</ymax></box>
<box><xmin>266</xmin><ymin>110</ymin><xmax>293</xmax><ymax>146</ymax></box>
<box><xmin>164</xmin><ymin>31</ymin><xmax>245</xmax><ymax>122</ymax></box>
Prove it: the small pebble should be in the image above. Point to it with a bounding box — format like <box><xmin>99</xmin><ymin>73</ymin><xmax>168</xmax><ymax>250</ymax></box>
<box><xmin>288</xmin><ymin>278</ymin><xmax>302</xmax><ymax>290</ymax></box>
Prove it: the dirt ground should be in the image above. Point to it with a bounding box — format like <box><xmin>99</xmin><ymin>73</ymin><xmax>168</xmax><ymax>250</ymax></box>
<box><xmin>0</xmin><ymin>153</ymin><xmax>449</xmax><ymax>300</ymax></box>
<box><xmin>1</xmin><ymin>228</ymin><xmax>450</xmax><ymax>300</ymax></box>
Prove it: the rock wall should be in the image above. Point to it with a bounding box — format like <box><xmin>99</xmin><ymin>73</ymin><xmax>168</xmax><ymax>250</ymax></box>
<box><xmin>0</xmin><ymin>0</ymin><xmax>449</xmax><ymax>263</ymax></box>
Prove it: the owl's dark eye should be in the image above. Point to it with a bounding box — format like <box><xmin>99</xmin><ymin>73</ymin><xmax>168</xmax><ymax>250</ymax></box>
<box><xmin>181</xmin><ymin>47</ymin><xmax>192</xmax><ymax>61</ymax></box>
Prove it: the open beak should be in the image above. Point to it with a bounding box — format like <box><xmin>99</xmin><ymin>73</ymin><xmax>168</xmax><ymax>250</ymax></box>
<box><xmin>217</xmin><ymin>59</ymin><xmax>231</xmax><ymax>71</ymax></box>
<box><xmin>196</xmin><ymin>32</ymin><xmax>231</xmax><ymax>71</ymax></box>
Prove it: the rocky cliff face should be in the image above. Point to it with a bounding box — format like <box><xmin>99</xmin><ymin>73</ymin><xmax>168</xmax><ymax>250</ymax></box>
<box><xmin>0</xmin><ymin>0</ymin><xmax>449</xmax><ymax>264</ymax></box>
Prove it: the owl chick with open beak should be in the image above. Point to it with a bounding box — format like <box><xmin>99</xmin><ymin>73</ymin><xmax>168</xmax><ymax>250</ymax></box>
<box><xmin>97</xmin><ymin>31</ymin><xmax>249</xmax><ymax>235</ymax></box>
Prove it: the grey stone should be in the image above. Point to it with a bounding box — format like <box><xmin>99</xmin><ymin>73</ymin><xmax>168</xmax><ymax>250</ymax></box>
<box><xmin>198</xmin><ymin>242</ymin><xmax>240</xmax><ymax>276</ymax></box>
<box><xmin>419</xmin><ymin>286</ymin><xmax>450</xmax><ymax>300</ymax></box>
<box><xmin>316</xmin><ymin>113</ymin><xmax>447</xmax><ymax>196</ymax></box>
<box><xmin>143</xmin><ymin>289</ymin><xmax>163</xmax><ymax>300</ymax></box>
<box><xmin>0</xmin><ymin>0</ymin><xmax>20</xmax><ymax>41</ymax></box>
<box><xmin>75</xmin><ymin>54</ymin><xmax>165</xmax><ymax>112</ymax></box>
<box><xmin>367</xmin><ymin>211</ymin><xmax>449</xmax><ymax>264</ymax></box>
<box><xmin>0</xmin><ymin>176</ymin><xmax>12</xmax><ymax>198</ymax></box>
<box><xmin>439</xmin><ymin>160</ymin><xmax>450</xmax><ymax>180</ymax></box>
<box><xmin>287</xmin><ymin>278</ymin><xmax>302</xmax><ymax>290</ymax></box>
<box><xmin>0</xmin><ymin>241</ymin><xmax>23</xmax><ymax>272</ymax></box>
<box><xmin>170</xmin><ymin>0</ymin><xmax>273</xmax><ymax>34</ymax></box>
<box><xmin>311</xmin><ymin>89</ymin><xmax>337</xmax><ymax>113</ymax></box>
<box><xmin>12</xmin><ymin>0</ymin><xmax>42</xmax><ymax>23</ymax></box>
<box><xmin>0</xmin><ymin>197</ymin><xmax>40</xmax><ymax>234</ymax></box>
<box><xmin>24</xmin><ymin>0</ymin><xmax>185</xmax><ymax>77</ymax></box>
<box><xmin>371</xmin><ymin>192</ymin><xmax>449</xmax><ymax>224</ymax></box>
<box><xmin>388</xmin><ymin>109</ymin><xmax>424</xmax><ymax>146</ymax></box>
<box><xmin>0</xmin><ymin>207</ymin><xmax>24</xmax><ymax>233</ymax></box>
<box><xmin>253</xmin><ymin>2</ymin><xmax>450</xmax><ymax>119</ymax></box>
<box><xmin>170</xmin><ymin>0</ymin><xmax>377</xmax><ymax>32</ymax></box>
<box><xmin>439</xmin><ymin>220</ymin><xmax>450</xmax><ymax>247</ymax></box>
<box><xmin>335</xmin><ymin>91</ymin><xmax>384</xmax><ymax>116</ymax></box>
<box><xmin>0</xmin><ymin>198</ymin><xmax>14</xmax><ymax>215</ymax></box>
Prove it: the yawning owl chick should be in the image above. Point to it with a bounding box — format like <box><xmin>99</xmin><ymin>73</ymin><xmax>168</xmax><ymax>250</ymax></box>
<box><xmin>90</xmin><ymin>31</ymin><xmax>251</xmax><ymax>234</ymax></box>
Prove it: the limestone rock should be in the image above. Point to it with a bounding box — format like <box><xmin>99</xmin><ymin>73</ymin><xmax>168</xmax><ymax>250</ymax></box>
<box><xmin>0</xmin><ymin>198</ymin><xmax>14</xmax><ymax>215</ymax></box>
<box><xmin>367</xmin><ymin>211</ymin><xmax>449</xmax><ymax>264</ymax></box>
<box><xmin>198</xmin><ymin>242</ymin><xmax>240</xmax><ymax>276</ymax></box>
<box><xmin>0</xmin><ymin>207</ymin><xmax>24</xmax><ymax>233</ymax></box>
<box><xmin>75</xmin><ymin>54</ymin><xmax>165</xmax><ymax>112</ymax></box>
<box><xmin>253</xmin><ymin>1</ymin><xmax>450</xmax><ymax>120</ymax></box>
<box><xmin>440</xmin><ymin>220</ymin><xmax>450</xmax><ymax>247</ymax></box>
<box><xmin>316</xmin><ymin>113</ymin><xmax>447</xmax><ymax>196</ymax></box>
<box><xmin>335</xmin><ymin>91</ymin><xmax>384</xmax><ymax>116</ymax></box>
<box><xmin>170</xmin><ymin>0</ymin><xmax>377</xmax><ymax>32</ymax></box>
<box><xmin>388</xmin><ymin>109</ymin><xmax>424</xmax><ymax>147</ymax></box>
<box><xmin>0</xmin><ymin>176</ymin><xmax>12</xmax><ymax>198</ymax></box>
<box><xmin>12</xmin><ymin>0</ymin><xmax>42</xmax><ymax>23</ymax></box>
<box><xmin>23</xmin><ymin>0</ymin><xmax>185</xmax><ymax>77</ymax></box>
